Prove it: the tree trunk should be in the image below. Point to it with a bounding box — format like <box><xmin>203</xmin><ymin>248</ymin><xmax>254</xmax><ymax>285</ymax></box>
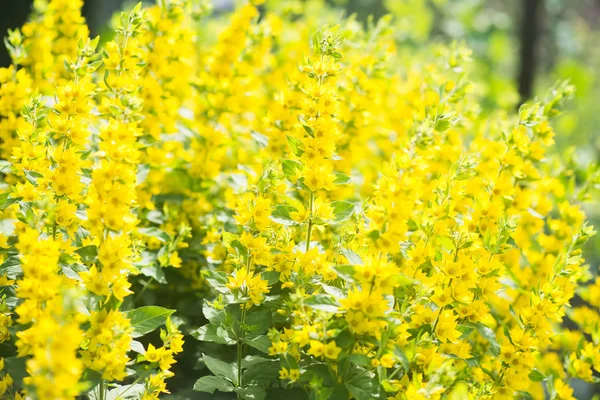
<box><xmin>518</xmin><ymin>0</ymin><xmax>543</xmax><ymax>105</ymax></box>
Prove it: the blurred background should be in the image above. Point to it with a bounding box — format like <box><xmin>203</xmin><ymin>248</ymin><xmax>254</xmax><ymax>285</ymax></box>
<box><xmin>3</xmin><ymin>0</ymin><xmax>599</xmax><ymax>166</ymax></box>
<box><xmin>2</xmin><ymin>1</ymin><xmax>599</xmax><ymax>153</ymax></box>
<box><xmin>1</xmin><ymin>0</ymin><xmax>600</xmax><ymax>398</ymax></box>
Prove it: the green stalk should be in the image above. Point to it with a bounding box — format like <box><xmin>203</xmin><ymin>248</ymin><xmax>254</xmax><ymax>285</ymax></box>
<box><xmin>99</xmin><ymin>380</ymin><xmax>106</xmax><ymax>400</ymax></box>
<box><xmin>118</xmin><ymin>369</ymin><xmax>151</xmax><ymax>397</ymax></box>
<box><xmin>236</xmin><ymin>255</ymin><xmax>252</xmax><ymax>398</ymax></box>
<box><xmin>305</xmin><ymin>191</ymin><xmax>315</xmax><ymax>253</ymax></box>
<box><xmin>237</xmin><ymin>304</ymin><xmax>247</xmax><ymax>394</ymax></box>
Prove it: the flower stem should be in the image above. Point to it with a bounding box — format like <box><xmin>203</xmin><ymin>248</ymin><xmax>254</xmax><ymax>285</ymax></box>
<box><xmin>236</xmin><ymin>256</ymin><xmax>251</xmax><ymax>398</ymax></box>
<box><xmin>99</xmin><ymin>380</ymin><xmax>106</xmax><ymax>400</ymax></box>
<box><xmin>118</xmin><ymin>369</ymin><xmax>151</xmax><ymax>397</ymax></box>
<box><xmin>305</xmin><ymin>191</ymin><xmax>315</xmax><ymax>253</ymax></box>
<box><xmin>236</xmin><ymin>303</ymin><xmax>247</xmax><ymax>399</ymax></box>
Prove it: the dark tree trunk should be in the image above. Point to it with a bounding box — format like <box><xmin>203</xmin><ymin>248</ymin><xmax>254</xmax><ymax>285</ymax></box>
<box><xmin>518</xmin><ymin>0</ymin><xmax>543</xmax><ymax>105</ymax></box>
<box><xmin>0</xmin><ymin>1</ymin><xmax>33</xmax><ymax>67</ymax></box>
<box><xmin>82</xmin><ymin>0</ymin><xmax>126</xmax><ymax>37</ymax></box>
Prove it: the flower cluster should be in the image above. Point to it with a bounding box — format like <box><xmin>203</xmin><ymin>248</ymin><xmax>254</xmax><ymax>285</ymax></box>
<box><xmin>0</xmin><ymin>1</ymin><xmax>193</xmax><ymax>399</ymax></box>
<box><xmin>0</xmin><ymin>1</ymin><xmax>598</xmax><ymax>400</ymax></box>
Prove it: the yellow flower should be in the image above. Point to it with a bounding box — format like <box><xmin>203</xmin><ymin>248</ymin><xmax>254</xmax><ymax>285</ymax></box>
<box><xmin>226</xmin><ymin>268</ymin><xmax>270</xmax><ymax>305</ymax></box>
<box><xmin>435</xmin><ymin>310</ymin><xmax>461</xmax><ymax>343</ymax></box>
<box><xmin>379</xmin><ymin>353</ymin><xmax>395</xmax><ymax>368</ymax></box>
<box><xmin>279</xmin><ymin>367</ymin><xmax>289</xmax><ymax>379</ymax></box>
<box><xmin>307</xmin><ymin>340</ymin><xmax>324</xmax><ymax>358</ymax></box>
<box><xmin>146</xmin><ymin>344</ymin><xmax>163</xmax><ymax>363</ymax></box>
<box><xmin>289</xmin><ymin>368</ymin><xmax>300</xmax><ymax>381</ymax></box>
<box><xmin>269</xmin><ymin>341</ymin><xmax>288</xmax><ymax>356</ymax></box>
<box><xmin>554</xmin><ymin>379</ymin><xmax>575</xmax><ymax>400</ymax></box>
<box><xmin>169</xmin><ymin>252</ymin><xmax>182</xmax><ymax>268</ymax></box>
<box><xmin>323</xmin><ymin>341</ymin><xmax>341</xmax><ymax>360</ymax></box>
<box><xmin>431</xmin><ymin>287</ymin><xmax>454</xmax><ymax>308</ymax></box>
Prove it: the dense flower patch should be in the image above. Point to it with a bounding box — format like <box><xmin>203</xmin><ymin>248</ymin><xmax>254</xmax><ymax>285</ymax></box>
<box><xmin>0</xmin><ymin>1</ymin><xmax>599</xmax><ymax>399</ymax></box>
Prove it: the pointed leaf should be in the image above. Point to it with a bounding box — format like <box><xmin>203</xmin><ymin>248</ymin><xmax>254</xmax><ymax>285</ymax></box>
<box><xmin>193</xmin><ymin>376</ymin><xmax>235</xmax><ymax>393</ymax></box>
<box><xmin>203</xmin><ymin>354</ymin><xmax>237</xmax><ymax>382</ymax></box>
<box><xmin>125</xmin><ymin>306</ymin><xmax>175</xmax><ymax>338</ymax></box>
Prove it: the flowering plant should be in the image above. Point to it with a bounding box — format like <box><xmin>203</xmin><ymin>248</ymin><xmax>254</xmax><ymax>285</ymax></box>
<box><xmin>0</xmin><ymin>1</ymin><xmax>598</xmax><ymax>400</ymax></box>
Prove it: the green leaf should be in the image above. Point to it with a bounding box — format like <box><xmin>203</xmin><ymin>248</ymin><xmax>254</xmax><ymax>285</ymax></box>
<box><xmin>528</xmin><ymin>369</ymin><xmax>545</xmax><ymax>382</ymax></box>
<box><xmin>76</xmin><ymin>245</ymin><xmax>98</xmax><ymax>264</ymax></box>
<box><xmin>140</xmin><ymin>264</ymin><xmax>167</xmax><ymax>284</ymax></box>
<box><xmin>137</xmin><ymin>164</ymin><xmax>150</xmax><ymax>185</ymax></box>
<box><xmin>299</xmin><ymin>119</ymin><xmax>314</xmax><ymax>137</ymax></box>
<box><xmin>265</xmin><ymin>388</ymin><xmax>306</xmax><ymax>400</ymax></box>
<box><xmin>202</xmin><ymin>270</ymin><xmax>230</xmax><ymax>293</ymax></box>
<box><xmin>244</xmin><ymin>335</ymin><xmax>271</xmax><ymax>354</ymax></box>
<box><xmin>319</xmin><ymin>283</ymin><xmax>344</xmax><ymax>298</ymax></box>
<box><xmin>330</xmin><ymin>385</ymin><xmax>350</xmax><ymax>399</ymax></box>
<box><xmin>23</xmin><ymin>169</ymin><xmax>43</xmax><ymax>187</ymax></box>
<box><xmin>236</xmin><ymin>386</ymin><xmax>266</xmax><ymax>400</ymax></box>
<box><xmin>393</xmin><ymin>346</ymin><xmax>410</xmax><ymax>372</ymax></box>
<box><xmin>244</xmin><ymin>307</ymin><xmax>272</xmax><ymax>338</ymax></box>
<box><xmin>145</xmin><ymin>210</ymin><xmax>165</xmax><ymax>224</ymax></box>
<box><xmin>130</xmin><ymin>340</ymin><xmax>146</xmax><ymax>355</ymax></box>
<box><xmin>193</xmin><ymin>375</ymin><xmax>235</xmax><ymax>393</ymax></box>
<box><xmin>4</xmin><ymin>297</ymin><xmax>18</xmax><ymax>307</ymax></box>
<box><xmin>280</xmin><ymin>353</ymin><xmax>299</xmax><ymax>370</ymax></box>
<box><xmin>242</xmin><ymin>355</ymin><xmax>270</xmax><ymax>368</ymax></box>
<box><xmin>0</xmin><ymin>160</ymin><xmax>11</xmax><ymax>173</ymax></box>
<box><xmin>0</xmin><ymin>193</ymin><xmax>18</xmax><ymax>210</ymax></box>
<box><xmin>138</xmin><ymin>227</ymin><xmax>171</xmax><ymax>243</ymax></box>
<box><xmin>301</xmin><ymin>364</ymin><xmax>334</xmax><ymax>385</ymax></box>
<box><xmin>473</xmin><ymin>323</ymin><xmax>500</xmax><ymax>356</ymax></box>
<box><xmin>125</xmin><ymin>306</ymin><xmax>175</xmax><ymax>338</ymax></box>
<box><xmin>286</xmin><ymin>135</ymin><xmax>303</xmax><ymax>157</ymax></box>
<box><xmin>251</xmin><ymin>131</ymin><xmax>269</xmax><ymax>148</ymax></box>
<box><xmin>345</xmin><ymin>368</ymin><xmax>380</xmax><ymax>400</ymax></box>
<box><xmin>222</xmin><ymin>232</ymin><xmax>248</xmax><ymax>258</ymax></box>
<box><xmin>107</xmin><ymin>383</ymin><xmax>145</xmax><ymax>399</ymax></box>
<box><xmin>407</xmin><ymin>324</ymin><xmax>433</xmax><ymax>341</ymax></box>
<box><xmin>4</xmin><ymin>357</ymin><xmax>27</xmax><ymax>390</ymax></box>
<box><xmin>333</xmin><ymin>264</ymin><xmax>356</xmax><ymax>282</ymax></box>
<box><xmin>341</xmin><ymin>248</ymin><xmax>362</xmax><ymax>264</ymax></box>
<box><xmin>333</xmin><ymin>171</ymin><xmax>352</xmax><ymax>185</ymax></box>
<box><xmin>281</xmin><ymin>159</ymin><xmax>302</xmax><ymax>180</ymax></box>
<box><xmin>261</xmin><ymin>271</ymin><xmax>280</xmax><ymax>285</ymax></box>
<box><xmin>270</xmin><ymin>205</ymin><xmax>298</xmax><ymax>226</ymax></box>
<box><xmin>79</xmin><ymin>369</ymin><xmax>102</xmax><ymax>394</ymax></box>
<box><xmin>202</xmin><ymin>302</ymin><xmax>225</xmax><ymax>325</ymax></box>
<box><xmin>434</xmin><ymin>118</ymin><xmax>450</xmax><ymax>132</ymax></box>
<box><xmin>62</xmin><ymin>266</ymin><xmax>82</xmax><ymax>281</ymax></box>
<box><xmin>343</xmin><ymin>354</ymin><xmax>371</xmax><ymax>368</ymax></box>
<box><xmin>331</xmin><ymin>201</ymin><xmax>355</xmax><ymax>222</ymax></box>
<box><xmin>191</xmin><ymin>324</ymin><xmax>236</xmax><ymax>345</ymax></box>
<box><xmin>515</xmin><ymin>391</ymin><xmax>534</xmax><ymax>400</ymax></box>
<box><xmin>203</xmin><ymin>354</ymin><xmax>237</xmax><ymax>382</ymax></box>
<box><xmin>0</xmin><ymin>256</ymin><xmax>21</xmax><ymax>279</ymax></box>
<box><xmin>304</xmin><ymin>293</ymin><xmax>339</xmax><ymax>313</ymax></box>
<box><xmin>242</xmin><ymin>361</ymin><xmax>280</xmax><ymax>385</ymax></box>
